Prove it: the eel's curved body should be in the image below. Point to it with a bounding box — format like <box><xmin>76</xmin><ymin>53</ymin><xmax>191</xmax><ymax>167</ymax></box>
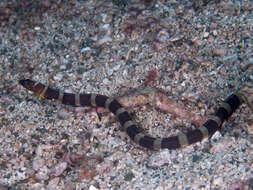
<box><xmin>19</xmin><ymin>79</ymin><xmax>244</xmax><ymax>150</ymax></box>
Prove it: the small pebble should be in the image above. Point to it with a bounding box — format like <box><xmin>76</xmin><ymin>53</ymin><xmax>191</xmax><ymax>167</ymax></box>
<box><xmin>47</xmin><ymin>177</ymin><xmax>60</xmax><ymax>189</ymax></box>
<box><xmin>34</xmin><ymin>26</ymin><xmax>40</xmax><ymax>31</ymax></box>
<box><xmin>53</xmin><ymin>73</ymin><xmax>64</xmax><ymax>81</ymax></box>
<box><xmin>103</xmin><ymin>78</ymin><xmax>111</xmax><ymax>85</ymax></box>
<box><xmin>212</xmin><ymin>30</ymin><xmax>218</xmax><ymax>36</ymax></box>
<box><xmin>35</xmin><ymin>166</ymin><xmax>50</xmax><ymax>181</ymax></box>
<box><xmin>89</xmin><ymin>185</ymin><xmax>98</xmax><ymax>190</ymax></box>
<box><xmin>33</xmin><ymin>157</ymin><xmax>45</xmax><ymax>171</ymax></box>
<box><xmin>213</xmin><ymin>48</ymin><xmax>227</xmax><ymax>56</ymax></box>
<box><xmin>57</xmin><ymin>108</ymin><xmax>71</xmax><ymax>120</ymax></box>
<box><xmin>203</xmin><ymin>32</ymin><xmax>209</xmax><ymax>38</ymax></box>
<box><xmin>51</xmin><ymin>162</ymin><xmax>68</xmax><ymax>177</ymax></box>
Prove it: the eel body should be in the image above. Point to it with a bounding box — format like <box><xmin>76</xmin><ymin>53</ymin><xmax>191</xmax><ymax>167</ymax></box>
<box><xmin>19</xmin><ymin>79</ymin><xmax>243</xmax><ymax>150</ymax></box>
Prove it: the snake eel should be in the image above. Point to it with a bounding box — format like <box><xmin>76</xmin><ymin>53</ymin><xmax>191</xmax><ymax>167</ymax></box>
<box><xmin>19</xmin><ymin>79</ymin><xmax>246</xmax><ymax>150</ymax></box>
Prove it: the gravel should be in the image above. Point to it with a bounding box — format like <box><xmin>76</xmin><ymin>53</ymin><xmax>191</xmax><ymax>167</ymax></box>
<box><xmin>0</xmin><ymin>0</ymin><xmax>252</xmax><ymax>189</ymax></box>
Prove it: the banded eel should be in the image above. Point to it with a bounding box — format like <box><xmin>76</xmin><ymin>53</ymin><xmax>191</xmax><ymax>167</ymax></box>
<box><xmin>19</xmin><ymin>79</ymin><xmax>245</xmax><ymax>150</ymax></box>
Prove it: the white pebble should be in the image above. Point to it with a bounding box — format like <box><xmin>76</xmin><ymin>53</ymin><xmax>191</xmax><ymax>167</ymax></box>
<box><xmin>97</xmin><ymin>35</ymin><xmax>112</xmax><ymax>45</ymax></box>
<box><xmin>249</xmin><ymin>73</ymin><xmax>253</xmax><ymax>81</ymax></box>
<box><xmin>113</xmin><ymin>64</ymin><xmax>121</xmax><ymax>71</ymax></box>
<box><xmin>34</xmin><ymin>26</ymin><xmax>40</xmax><ymax>30</ymax></box>
<box><xmin>89</xmin><ymin>185</ymin><xmax>98</xmax><ymax>190</ymax></box>
<box><xmin>203</xmin><ymin>32</ymin><xmax>209</xmax><ymax>38</ymax></box>
<box><xmin>53</xmin><ymin>73</ymin><xmax>63</xmax><ymax>81</ymax></box>
<box><xmin>35</xmin><ymin>166</ymin><xmax>50</xmax><ymax>181</ymax></box>
<box><xmin>212</xmin><ymin>30</ymin><xmax>218</xmax><ymax>36</ymax></box>
<box><xmin>103</xmin><ymin>78</ymin><xmax>111</xmax><ymax>85</ymax></box>
<box><xmin>81</xmin><ymin>47</ymin><xmax>91</xmax><ymax>52</ymax></box>
<box><xmin>60</xmin><ymin>64</ymin><xmax>66</xmax><ymax>70</ymax></box>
